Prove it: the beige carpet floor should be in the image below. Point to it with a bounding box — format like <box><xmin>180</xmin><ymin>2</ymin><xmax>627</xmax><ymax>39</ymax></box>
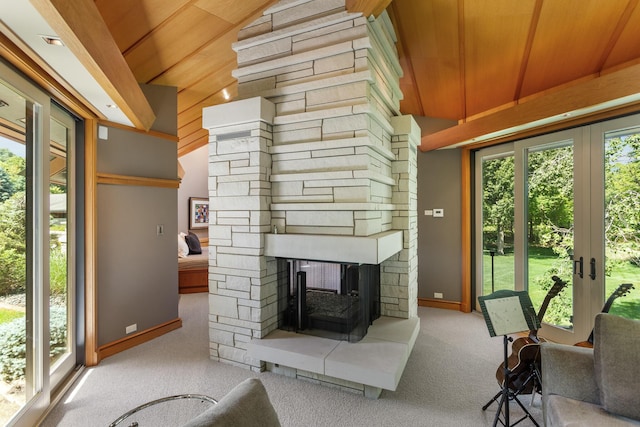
<box><xmin>40</xmin><ymin>293</ymin><xmax>542</xmax><ymax>426</ymax></box>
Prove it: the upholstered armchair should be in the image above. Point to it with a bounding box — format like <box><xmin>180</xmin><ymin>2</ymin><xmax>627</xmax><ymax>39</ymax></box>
<box><xmin>541</xmin><ymin>313</ymin><xmax>640</xmax><ymax>426</ymax></box>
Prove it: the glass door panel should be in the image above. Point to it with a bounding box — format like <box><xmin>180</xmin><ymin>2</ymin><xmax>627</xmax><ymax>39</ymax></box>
<box><xmin>519</xmin><ymin>130</ymin><xmax>591</xmax><ymax>344</ymax></box>
<box><xmin>600</xmin><ymin>123</ymin><xmax>640</xmax><ymax>320</ymax></box>
<box><xmin>475</xmin><ymin>144</ymin><xmax>517</xmax><ymax>309</ymax></box>
<box><xmin>0</xmin><ymin>73</ymin><xmax>47</xmax><ymax>426</ymax></box>
<box><xmin>475</xmin><ymin>129</ymin><xmax>591</xmax><ymax>344</ymax></box>
<box><xmin>49</xmin><ymin>104</ymin><xmax>75</xmax><ymax>389</ymax></box>
<box><xmin>481</xmin><ymin>153</ymin><xmax>515</xmax><ymax>295</ymax></box>
<box><xmin>525</xmin><ymin>142</ymin><xmax>575</xmax><ymax>331</ymax></box>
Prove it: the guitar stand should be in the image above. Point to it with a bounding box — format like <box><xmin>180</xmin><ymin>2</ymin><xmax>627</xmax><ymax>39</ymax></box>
<box><xmin>482</xmin><ymin>335</ymin><xmax>540</xmax><ymax>427</ymax></box>
<box><xmin>516</xmin><ymin>362</ymin><xmax>542</xmax><ymax>407</ymax></box>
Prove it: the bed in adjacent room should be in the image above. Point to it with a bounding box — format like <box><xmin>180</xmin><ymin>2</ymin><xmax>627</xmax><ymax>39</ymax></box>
<box><xmin>178</xmin><ymin>232</ymin><xmax>208</xmax><ymax>294</ymax></box>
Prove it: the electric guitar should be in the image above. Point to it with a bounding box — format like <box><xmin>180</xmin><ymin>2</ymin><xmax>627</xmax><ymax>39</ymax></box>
<box><xmin>495</xmin><ymin>275</ymin><xmax>568</xmax><ymax>392</ymax></box>
<box><xmin>574</xmin><ymin>283</ymin><xmax>634</xmax><ymax>348</ymax></box>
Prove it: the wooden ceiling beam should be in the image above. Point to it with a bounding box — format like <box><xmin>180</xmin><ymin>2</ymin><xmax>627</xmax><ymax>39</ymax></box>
<box><xmin>421</xmin><ymin>61</ymin><xmax>640</xmax><ymax>151</ymax></box>
<box><xmin>30</xmin><ymin>0</ymin><xmax>156</xmax><ymax>131</ymax></box>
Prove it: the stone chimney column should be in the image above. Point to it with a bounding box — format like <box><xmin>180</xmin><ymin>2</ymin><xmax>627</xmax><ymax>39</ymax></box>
<box><xmin>386</xmin><ymin>115</ymin><xmax>421</xmax><ymax>318</ymax></box>
<box><xmin>203</xmin><ymin>97</ymin><xmax>277</xmax><ymax>370</ymax></box>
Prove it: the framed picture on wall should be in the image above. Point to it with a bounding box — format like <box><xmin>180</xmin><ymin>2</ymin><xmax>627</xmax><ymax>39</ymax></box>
<box><xmin>189</xmin><ymin>197</ymin><xmax>209</xmax><ymax>230</ymax></box>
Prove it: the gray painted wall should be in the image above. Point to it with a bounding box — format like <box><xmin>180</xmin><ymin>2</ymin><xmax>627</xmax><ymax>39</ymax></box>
<box><xmin>96</xmin><ymin>84</ymin><xmax>179</xmax><ymax>346</ymax></box>
<box><xmin>417</xmin><ymin>149</ymin><xmax>463</xmax><ymax>302</ymax></box>
<box><xmin>97</xmin><ymin>185</ymin><xmax>178</xmax><ymax>344</ymax></box>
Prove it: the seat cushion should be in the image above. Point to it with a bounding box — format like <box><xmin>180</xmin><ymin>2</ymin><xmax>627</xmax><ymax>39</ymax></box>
<box><xmin>593</xmin><ymin>313</ymin><xmax>640</xmax><ymax>420</ymax></box>
<box><xmin>546</xmin><ymin>395</ymin><xmax>640</xmax><ymax>426</ymax></box>
<box><xmin>181</xmin><ymin>378</ymin><xmax>280</xmax><ymax>427</ymax></box>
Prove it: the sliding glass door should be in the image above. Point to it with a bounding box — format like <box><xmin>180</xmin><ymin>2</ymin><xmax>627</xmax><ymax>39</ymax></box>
<box><xmin>0</xmin><ymin>60</ymin><xmax>78</xmax><ymax>426</ymax></box>
<box><xmin>475</xmin><ymin>116</ymin><xmax>640</xmax><ymax>345</ymax></box>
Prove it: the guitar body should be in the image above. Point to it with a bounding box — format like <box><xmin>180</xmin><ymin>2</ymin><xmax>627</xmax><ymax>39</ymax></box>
<box><xmin>493</xmin><ymin>275</ymin><xmax>568</xmax><ymax>394</ymax></box>
<box><xmin>495</xmin><ymin>336</ymin><xmax>545</xmax><ymax>394</ymax></box>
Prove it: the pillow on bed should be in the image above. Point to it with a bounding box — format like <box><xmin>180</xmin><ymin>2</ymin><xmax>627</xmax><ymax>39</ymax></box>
<box><xmin>178</xmin><ymin>233</ymin><xmax>189</xmax><ymax>258</ymax></box>
<box><xmin>185</xmin><ymin>232</ymin><xmax>202</xmax><ymax>254</ymax></box>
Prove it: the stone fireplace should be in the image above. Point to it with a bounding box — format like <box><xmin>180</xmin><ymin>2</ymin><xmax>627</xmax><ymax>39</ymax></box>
<box><xmin>202</xmin><ymin>0</ymin><xmax>420</xmax><ymax>397</ymax></box>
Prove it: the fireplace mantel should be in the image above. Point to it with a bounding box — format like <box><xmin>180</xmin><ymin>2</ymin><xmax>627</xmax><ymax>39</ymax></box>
<box><xmin>264</xmin><ymin>230</ymin><xmax>403</xmax><ymax>264</ymax></box>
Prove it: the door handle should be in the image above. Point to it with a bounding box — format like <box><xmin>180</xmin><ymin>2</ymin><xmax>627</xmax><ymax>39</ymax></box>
<box><xmin>573</xmin><ymin>256</ymin><xmax>584</xmax><ymax>278</ymax></box>
<box><xmin>589</xmin><ymin>257</ymin><xmax>596</xmax><ymax>280</ymax></box>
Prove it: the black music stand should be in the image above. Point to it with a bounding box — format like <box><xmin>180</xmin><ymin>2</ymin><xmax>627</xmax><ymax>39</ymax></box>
<box><xmin>479</xmin><ymin>290</ymin><xmax>541</xmax><ymax>427</ymax></box>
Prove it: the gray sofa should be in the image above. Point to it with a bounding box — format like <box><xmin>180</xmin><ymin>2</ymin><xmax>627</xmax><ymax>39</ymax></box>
<box><xmin>541</xmin><ymin>313</ymin><xmax>640</xmax><ymax>426</ymax></box>
<box><xmin>181</xmin><ymin>378</ymin><xmax>281</xmax><ymax>427</ymax></box>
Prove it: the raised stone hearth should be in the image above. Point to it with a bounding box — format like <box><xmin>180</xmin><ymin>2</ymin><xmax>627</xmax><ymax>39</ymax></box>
<box><xmin>247</xmin><ymin>314</ymin><xmax>420</xmax><ymax>398</ymax></box>
<box><xmin>202</xmin><ymin>0</ymin><xmax>419</xmax><ymax>396</ymax></box>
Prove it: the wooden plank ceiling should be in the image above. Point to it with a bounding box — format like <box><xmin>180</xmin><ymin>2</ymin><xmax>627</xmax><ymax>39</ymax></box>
<box><xmin>93</xmin><ymin>0</ymin><xmax>640</xmax><ymax>154</ymax></box>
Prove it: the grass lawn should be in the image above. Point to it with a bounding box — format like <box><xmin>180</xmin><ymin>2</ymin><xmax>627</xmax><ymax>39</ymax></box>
<box><xmin>0</xmin><ymin>308</ymin><xmax>24</xmax><ymax>325</ymax></box>
<box><xmin>482</xmin><ymin>249</ymin><xmax>640</xmax><ymax>324</ymax></box>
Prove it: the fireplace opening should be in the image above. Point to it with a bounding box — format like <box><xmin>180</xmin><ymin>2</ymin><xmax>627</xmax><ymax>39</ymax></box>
<box><xmin>276</xmin><ymin>258</ymin><xmax>380</xmax><ymax>342</ymax></box>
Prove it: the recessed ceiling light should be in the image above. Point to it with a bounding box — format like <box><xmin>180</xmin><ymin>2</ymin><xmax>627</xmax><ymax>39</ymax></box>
<box><xmin>222</xmin><ymin>88</ymin><xmax>230</xmax><ymax>100</ymax></box>
<box><xmin>40</xmin><ymin>35</ymin><xmax>64</xmax><ymax>46</ymax></box>
<box><xmin>106</xmin><ymin>104</ymin><xmax>119</xmax><ymax>109</ymax></box>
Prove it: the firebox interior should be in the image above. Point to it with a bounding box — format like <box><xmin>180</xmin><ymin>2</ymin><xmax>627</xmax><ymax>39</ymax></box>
<box><xmin>277</xmin><ymin>259</ymin><xmax>380</xmax><ymax>342</ymax></box>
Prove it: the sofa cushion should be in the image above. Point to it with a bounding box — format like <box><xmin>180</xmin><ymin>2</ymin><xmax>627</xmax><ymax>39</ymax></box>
<box><xmin>181</xmin><ymin>378</ymin><xmax>280</xmax><ymax>427</ymax></box>
<box><xmin>593</xmin><ymin>313</ymin><xmax>640</xmax><ymax>420</ymax></box>
<box><xmin>546</xmin><ymin>395</ymin><xmax>640</xmax><ymax>426</ymax></box>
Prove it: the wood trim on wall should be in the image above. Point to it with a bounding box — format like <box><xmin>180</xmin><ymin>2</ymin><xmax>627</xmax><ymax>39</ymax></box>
<box><xmin>97</xmin><ymin>173</ymin><xmax>180</xmax><ymax>188</ymax></box>
<box><xmin>418</xmin><ymin>298</ymin><xmax>462</xmax><ymax>311</ymax></box>
<box><xmin>84</xmin><ymin>119</ymin><xmax>99</xmax><ymax>366</ymax></box>
<box><xmin>96</xmin><ymin>318</ymin><xmax>182</xmax><ymax>362</ymax></box>
<box><xmin>460</xmin><ymin>149</ymin><xmax>472</xmax><ymax>313</ymax></box>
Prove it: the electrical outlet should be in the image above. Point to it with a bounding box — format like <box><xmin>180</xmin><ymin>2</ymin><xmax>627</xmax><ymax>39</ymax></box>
<box><xmin>434</xmin><ymin>292</ymin><xmax>443</xmax><ymax>299</ymax></box>
<box><xmin>126</xmin><ymin>324</ymin><xmax>137</xmax><ymax>334</ymax></box>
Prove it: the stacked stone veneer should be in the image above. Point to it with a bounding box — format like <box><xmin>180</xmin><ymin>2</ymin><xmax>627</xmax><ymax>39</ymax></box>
<box><xmin>203</xmin><ymin>0</ymin><xmax>419</xmax><ymax>370</ymax></box>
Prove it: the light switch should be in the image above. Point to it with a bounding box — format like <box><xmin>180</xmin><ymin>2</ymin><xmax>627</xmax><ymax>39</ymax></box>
<box><xmin>424</xmin><ymin>209</ymin><xmax>433</xmax><ymax>216</ymax></box>
<box><xmin>433</xmin><ymin>208</ymin><xmax>444</xmax><ymax>217</ymax></box>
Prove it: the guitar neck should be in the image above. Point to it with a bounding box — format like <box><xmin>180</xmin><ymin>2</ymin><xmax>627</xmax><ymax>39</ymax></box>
<box><xmin>586</xmin><ymin>284</ymin><xmax>633</xmax><ymax>344</ymax></box>
<box><xmin>601</xmin><ymin>295</ymin><xmax>619</xmax><ymax>314</ymax></box>
<box><xmin>537</xmin><ymin>298</ymin><xmax>552</xmax><ymax>324</ymax></box>
<box><xmin>530</xmin><ymin>277</ymin><xmax>567</xmax><ymax>337</ymax></box>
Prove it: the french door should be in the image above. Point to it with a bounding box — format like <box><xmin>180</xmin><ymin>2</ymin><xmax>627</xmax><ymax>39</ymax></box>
<box><xmin>0</xmin><ymin>60</ymin><xmax>78</xmax><ymax>426</ymax></box>
<box><xmin>475</xmin><ymin>115</ymin><xmax>640</xmax><ymax>344</ymax></box>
